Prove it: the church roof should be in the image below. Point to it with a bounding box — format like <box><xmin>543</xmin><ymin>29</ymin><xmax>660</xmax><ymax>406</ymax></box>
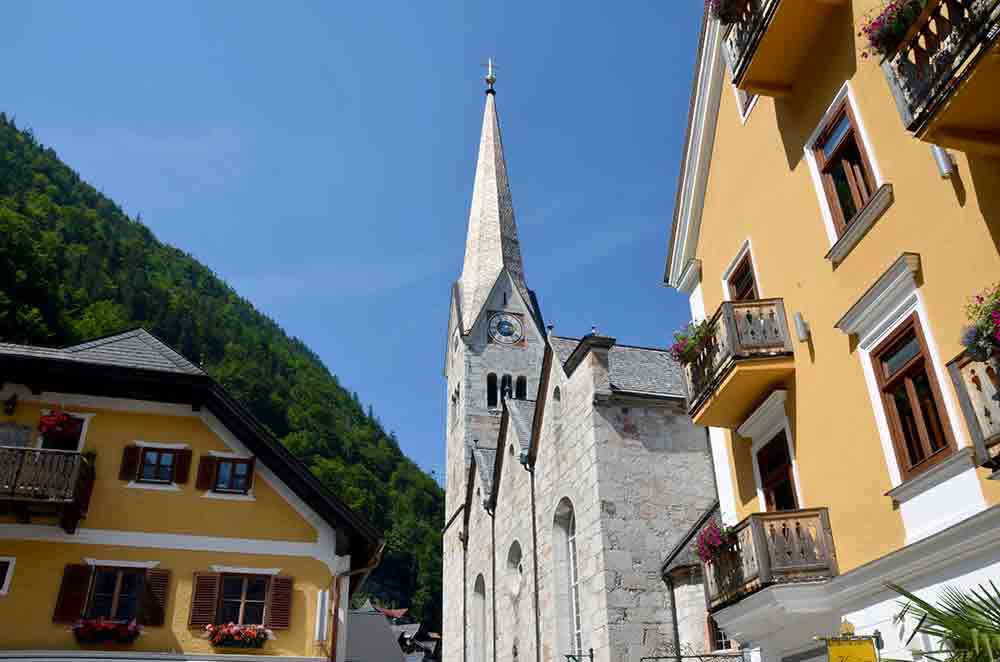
<box><xmin>472</xmin><ymin>445</ymin><xmax>497</xmax><ymax>497</ymax></box>
<box><xmin>0</xmin><ymin>328</ymin><xmax>206</xmax><ymax>376</ymax></box>
<box><xmin>458</xmin><ymin>88</ymin><xmax>535</xmax><ymax>330</ymax></box>
<box><xmin>549</xmin><ymin>336</ymin><xmax>687</xmax><ymax>398</ymax></box>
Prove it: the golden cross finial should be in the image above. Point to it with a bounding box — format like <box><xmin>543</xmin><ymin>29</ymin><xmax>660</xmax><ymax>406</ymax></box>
<box><xmin>482</xmin><ymin>58</ymin><xmax>497</xmax><ymax>90</ymax></box>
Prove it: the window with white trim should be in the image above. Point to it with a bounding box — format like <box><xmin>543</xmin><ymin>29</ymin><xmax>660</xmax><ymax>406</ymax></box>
<box><xmin>0</xmin><ymin>557</ymin><xmax>14</xmax><ymax>596</ymax></box>
<box><xmin>554</xmin><ymin>498</ymin><xmax>583</xmax><ymax>656</ymax></box>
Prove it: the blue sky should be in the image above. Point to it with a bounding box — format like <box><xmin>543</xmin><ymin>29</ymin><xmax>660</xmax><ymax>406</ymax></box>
<box><xmin>4</xmin><ymin>1</ymin><xmax>701</xmax><ymax>482</ymax></box>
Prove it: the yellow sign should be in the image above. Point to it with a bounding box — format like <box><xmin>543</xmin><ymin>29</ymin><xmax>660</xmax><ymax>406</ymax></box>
<box><xmin>827</xmin><ymin>638</ymin><xmax>877</xmax><ymax>662</ymax></box>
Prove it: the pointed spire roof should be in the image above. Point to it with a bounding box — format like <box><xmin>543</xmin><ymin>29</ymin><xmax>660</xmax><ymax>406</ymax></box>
<box><xmin>458</xmin><ymin>86</ymin><xmax>528</xmax><ymax>329</ymax></box>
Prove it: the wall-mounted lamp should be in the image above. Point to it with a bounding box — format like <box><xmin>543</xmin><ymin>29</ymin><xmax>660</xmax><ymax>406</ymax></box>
<box><xmin>932</xmin><ymin>145</ymin><xmax>955</xmax><ymax>179</ymax></box>
<box><xmin>794</xmin><ymin>312</ymin><xmax>811</xmax><ymax>343</ymax></box>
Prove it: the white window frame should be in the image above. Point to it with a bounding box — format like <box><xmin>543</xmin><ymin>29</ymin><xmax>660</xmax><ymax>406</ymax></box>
<box><xmin>804</xmin><ymin>81</ymin><xmax>886</xmax><ymax>249</ymax></box>
<box><xmin>0</xmin><ymin>557</ymin><xmax>14</xmax><ymax>595</ymax></box>
<box><xmin>721</xmin><ymin>239</ymin><xmax>762</xmax><ymax>302</ymax></box>
<box><xmin>722</xmin><ymin>40</ymin><xmax>758</xmax><ymax>123</ymax></box>
<box><xmin>567</xmin><ymin>513</ymin><xmax>583</xmax><ymax>656</ymax></box>
<box><xmin>738</xmin><ymin>390</ymin><xmax>803</xmax><ymax>512</ymax></box>
<box><xmin>837</xmin><ymin>254</ymin><xmax>982</xmax><ymax>542</ymax></box>
<box><xmin>127</xmin><ymin>441</ymin><xmax>190</xmax><ymax>492</ymax></box>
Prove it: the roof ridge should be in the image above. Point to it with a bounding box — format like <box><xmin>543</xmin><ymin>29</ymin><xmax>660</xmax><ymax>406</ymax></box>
<box><xmin>131</xmin><ymin>329</ymin><xmax>204</xmax><ymax>374</ymax></box>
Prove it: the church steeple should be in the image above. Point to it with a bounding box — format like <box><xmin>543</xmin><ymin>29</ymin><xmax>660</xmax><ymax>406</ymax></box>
<box><xmin>458</xmin><ymin>68</ymin><xmax>527</xmax><ymax>330</ymax></box>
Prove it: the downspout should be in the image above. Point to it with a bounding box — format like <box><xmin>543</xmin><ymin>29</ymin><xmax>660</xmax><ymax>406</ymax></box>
<box><xmin>522</xmin><ymin>455</ymin><xmax>542</xmax><ymax>662</ymax></box>
<box><xmin>666</xmin><ymin>573</ymin><xmax>681</xmax><ymax>662</ymax></box>
<box><xmin>489</xmin><ymin>503</ymin><xmax>498</xmax><ymax>662</ymax></box>
<box><xmin>462</xmin><ymin>529</ymin><xmax>469</xmax><ymax>662</ymax></box>
<box><xmin>328</xmin><ymin>541</ymin><xmax>385</xmax><ymax>662</ymax></box>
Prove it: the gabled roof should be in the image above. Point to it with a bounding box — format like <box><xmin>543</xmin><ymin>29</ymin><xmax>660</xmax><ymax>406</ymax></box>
<box><xmin>347</xmin><ymin>610</ymin><xmax>406</xmax><ymax>662</ymax></box>
<box><xmin>472</xmin><ymin>445</ymin><xmax>497</xmax><ymax>498</ymax></box>
<box><xmin>0</xmin><ymin>328</ymin><xmax>205</xmax><ymax>376</ymax></box>
<box><xmin>549</xmin><ymin>335</ymin><xmax>686</xmax><ymax>398</ymax></box>
<box><xmin>504</xmin><ymin>398</ymin><xmax>535</xmax><ymax>452</ymax></box>
<box><xmin>661</xmin><ymin>500</ymin><xmax>719</xmax><ymax>576</ymax></box>
<box><xmin>0</xmin><ymin>329</ymin><xmax>383</xmax><ymax>584</ymax></box>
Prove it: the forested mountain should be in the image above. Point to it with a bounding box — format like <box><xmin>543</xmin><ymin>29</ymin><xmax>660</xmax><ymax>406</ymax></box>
<box><xmin>0</xmin><ymin>114</ymin><xmax>443</xmax><ymax>627</ymax></box>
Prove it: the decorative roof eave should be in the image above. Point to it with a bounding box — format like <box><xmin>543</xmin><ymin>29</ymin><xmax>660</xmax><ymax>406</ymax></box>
<box><xmin>563</xmin><ymin>334</ymin><xmax>617</xmax><ymax>377</ymax></box>
<box><xmin>463</xmin><ymin>269</ymin><xmax>545</xmax><ymax>341</ymax></box>
<box><xmin>664</xmin><ymin>11</ymin><xmax>725</xmax><ymax>290</ymax></box>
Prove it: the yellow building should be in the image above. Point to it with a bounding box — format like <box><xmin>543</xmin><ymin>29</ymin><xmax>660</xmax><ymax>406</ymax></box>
<box><xmin>664</xmin><ymin>1</ymin><xmax>1000</xmax><ymax>661</ymax></box>
<box><xmin>0</xmin><ymin>329</ymin><xmax>382</xmax><ymax>661</ymax></box>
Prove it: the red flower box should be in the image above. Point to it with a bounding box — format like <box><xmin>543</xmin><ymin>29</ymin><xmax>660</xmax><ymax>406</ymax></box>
<box><xmin>71</xmin><ymin>618</ymin><xmax>142</xmax><ymax>644</ymax></box>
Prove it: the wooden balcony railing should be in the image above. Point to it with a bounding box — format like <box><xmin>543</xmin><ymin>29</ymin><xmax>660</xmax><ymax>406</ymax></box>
<box><xmin>882</xmin><ymin>0</ymin><xmax>1000</xmax><ymax>134</ymax></box>
<box><xmin>702</xmin><ymin>508</ymin><xmax>838</xmax><ymax>611</ymax></box>
<box><xmin>685</xmin><ymin>299</ymin><xmax>794</xmax><ymax>415</ymax></box>
<box><xmin>949</xmin><ymin>353</ymin><xmax>1000</xmax><ymax>470</ymax></box>
<box><xmin>723</xmin><ymin>0</ymin><xmax>772</xmax><ymax>87</ymax></box>
<box><xmin>0</xmin><ymin>447</ymin><xmax>95</xmax><ymax>533</ymax></box>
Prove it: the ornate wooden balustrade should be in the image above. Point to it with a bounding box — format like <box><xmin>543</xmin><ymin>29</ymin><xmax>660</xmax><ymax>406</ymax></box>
<box><xmin>882</xmin><ymin>0</ymin><xmax>1000</xmax><ymax>142</ymax></box>
<box><xmin>723</xmin><ymin>0</ymin><xmax>769</xmax><ymax>86</ymax></box>
<box><xmin>702</xmin><ymin>509</ymin><xmax>838</xmax><ymax>611</ymax></box>
<box><xmin>949</xmin><ymin>353</ymin><xmax>1000</xmax><ymax>470</ymax></box>
<box><xmin>685</xmin><ymin>299</ymin><xmax>794</xmax><ymax>418</ymax></box>
<box><xmin>0</xmin><ymin>446</ymin><xmax>95</xmax><ymax>533</ymax></box>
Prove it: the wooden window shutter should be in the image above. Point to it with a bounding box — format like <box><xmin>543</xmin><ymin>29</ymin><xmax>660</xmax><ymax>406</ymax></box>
<box><xmin>173</xmin><ymin>449</ymin><xmax>193</xmax><ymax>484</ymax></box>
<box><xmin>118</xmin><ymin>445</ymin><xmax>142</xmax><ymax>481</ymax></box>
<box><xmin>188</xmin><ymin>572</ymin><xmax>220</xmax><ymax>628</ymax></box>
<box><xmin>265</xmin><ymin>576</ymin><xmax>293</xmax><ymax>629</ymax></box>
<box><xmin>246</xmin><ymin>456</ymin><xmax>257</xmax><ymax>490</ymax></box>
<box><xmin>195</xmin><ymin>456</ymin><xmax>218</xmax><ymax>491</ymax></box>
<box><xmin>52</xmin><ymin>564</ymin><xmax>94</xmax><ymax>622</ymax></box>
<box><xmin>138</xmin><ymin>569</ymin><xmax>171</xmax><ymax>626</ymax></box>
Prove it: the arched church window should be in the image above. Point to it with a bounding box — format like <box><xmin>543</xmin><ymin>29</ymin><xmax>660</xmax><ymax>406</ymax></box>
<box><xmin>553</xmin><ymin>387</ymin><xmax>563</xmax><ymax>440</ymax></box>
<box><xmin>507</xmin><ymin>541</ymin><xmax>524</xmax><ymax>601</ymax></box>
<box><xmin>451</xmin><ymin>385</ymin><xmax>460</xmax><ymax>427</ymax></box>
<box><xmin>487</xmin><ymin>374</ymin><xmax>498</xmax><ymax>409</ymax></box>
<box><xmin>554</xmin><ymin>498</ymin><xmax>583</xmax><ymax>656</ymax></box>
<box><xmin>515</xmin><ymin>376</ymin><xmax>527</xmax><ymax>400</ymax></box>
<box><xmin>472</xmin><ymin>574</ymin><xmax>487</xmax><ymax>662</ymax></box>
<box><xmin>501</xmin><ymin>375</ymin><xmax>513</xmax><ymax>401</ymax></box>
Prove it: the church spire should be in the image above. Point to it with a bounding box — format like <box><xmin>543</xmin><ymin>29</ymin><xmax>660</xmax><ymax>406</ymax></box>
<box><xmin>458</xmin><ymin>65</ymin><xmax>528</xmax><ymax>329</ymax></box>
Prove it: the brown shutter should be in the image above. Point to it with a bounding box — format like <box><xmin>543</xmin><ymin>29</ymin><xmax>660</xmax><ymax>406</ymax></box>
<box><xmin>195</xmin><ymin>456</ymin><xmax>218</xmax><ymax>491</ymax></box>
<box><xmin>264</xmin><ymin>576</ymin><xmax>293</xmax><ymax>629</ymax></box>
<box><xmin>118</xmin><ymin>445</ymin><xmax>142</xmax><ymax>481</ymax></box>
<box><xmin>245</xmin><ymin>456</ymin><xmax>256</xmax><ymax>490</ymax></box>
<box><xmin>139</xmin><ymin>569</ymin><xmax>171</xmax><ymax>626</ymax></box>
<box><xmin>173</xmin><ymin>449</ymin><xmax>193</xmax><ymax>484</ymax></box>
<box><xmin>53</xmin><ymin>564</ymin><xmax>93</xmax><ymax>622</ymax></box>
<box><xmin>188</xmin><ymin>572</ymin><xmax>221</xmax><ymax>628</ymax></box>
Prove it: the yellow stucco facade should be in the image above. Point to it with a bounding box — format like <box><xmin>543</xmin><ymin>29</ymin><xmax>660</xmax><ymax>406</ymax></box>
<box><xmin>0</xmin><ymin>372</ymin><xmax>364</xmax><ymax>660</ymax></box>
<box><xmin>671</xmin><ymin>0</ymin><xmax>1000</xmax><ymax>575</ymax></box>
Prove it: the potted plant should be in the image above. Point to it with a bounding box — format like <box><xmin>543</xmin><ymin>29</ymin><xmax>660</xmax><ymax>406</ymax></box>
<box><xmin>670</xmin><ymin>319</ymin><xmax>713</xmax><ymax>366</ymax></box>
<box><xmin>961</xmin><ymin>282</ymin><xmax>1000</xmax><ymax>363</ymax></box>
<box><xmin>204</xmin><ymin>623</ymin><xmax>273</xmax><ymax>648</ymax></box>
<box><xmin>696</xmin><ymin>519</ymin><xmax>735</xmax><ymax>564</ymax></box>
<box><xmin>859</xmin><ymin>0</ymin><xmax>928</xmax><ymax>59</ymax></box>
<box><xmin>705</xmin><ymin>0</ymin><xmax>748</xmax><ymax>25</ymax></box>
<box><xmin>38</xmin><ymin>410</ymin><xmax>83</xmax><ymax>448</ymax></box>
<box><xmin>71</xmin><ymin>618</ymin><xmax>142</xmax><ymax>644</ymax></box>
<box><xmin>889</xmin><ymin>581</ymin><xmax>1000</xmax><ymax>661</ymax></box>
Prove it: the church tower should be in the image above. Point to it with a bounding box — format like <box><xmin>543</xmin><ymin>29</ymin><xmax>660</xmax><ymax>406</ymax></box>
<box><xmin>442</xmin><ymin>66</ymin><xmax>546</xmax><ymax>662</ymax></box>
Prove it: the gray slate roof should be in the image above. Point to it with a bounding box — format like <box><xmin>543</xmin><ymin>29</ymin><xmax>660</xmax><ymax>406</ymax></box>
<box><xmin>550</xmin><ymin>336</ymin><xmax>686</xmax><ymax>398</ymax></box>
<box><xmin>0</xmin><ymin>329</ymin><xmax>205</xmax><ymax>376</ymax></box>
<box><xmin>346</xmin><ymin>610</ymin><xmax>405</xmax><ymax>662</ymax></box>
<box><xmin>472</xmin><ymin>445</ymin><xmax>497</xmax><ymax>496</ymax></box>
<box><xmin>504</xmin><ymin>398</ymin><xmax>535</xmax><ymax>452</ymax></box>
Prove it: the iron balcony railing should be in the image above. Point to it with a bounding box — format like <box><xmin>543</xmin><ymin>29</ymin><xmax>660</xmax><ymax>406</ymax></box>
<box><xmin>882</xmin><ymin>0</ymin><xmax>1000</xmax><ymax>133</ymax></box>
<box><xmin>702</xmin><ymin>509</ymin><xmax>838</xmax><ymax>611</ymax></box>
<box><xmin>0</xmin><ymin>446</ymin><xmax>95</xmax><ymax>533</ymax></box>
<box><xmin>685</xmin><ymin>298</ymin><xmax>794</xmax><ymax>415</ymax></box>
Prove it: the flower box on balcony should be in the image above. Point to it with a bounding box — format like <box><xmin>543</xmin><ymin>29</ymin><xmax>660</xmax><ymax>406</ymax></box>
<box><xmin>71</xmin><ymin>618</ymin><xmax>142</xmax><ymax>645</ymax></box>
<box><xmin>204</xmin><ymin>623</ymin><xmax>273</xmax><ymax>648</ymax></box>
<box><xmin>38</xmin><ymin>411</ymin><xmax>83</xmax><ymax>450</ymax></box>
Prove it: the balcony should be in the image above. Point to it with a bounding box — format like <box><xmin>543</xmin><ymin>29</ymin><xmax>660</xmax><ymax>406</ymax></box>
<box><xmin>723</xmin><ymin>0</ymin><xmax>848</xmax><ymax>97</ymax></box>
<box><xmin>0</xmin><ymin>447</ymin><xmax>95</xmax><ymax>533</ymax></box>
<box><xmin>703</xmin><ymin>508</ymin><xmax>839</xmax><ymax>611</ymax></box>
<box><xmin>948</xmin><ymin>352</ymin><xmax>1000</xmax><ymax>471</ymax></box>
<box><xmin>685</xmin><ymin>299</ymin><xmax>795</xmax><ymax>429</ymax></box>
<box><xmin>882</xmin><ymin>0</ymin><xmax>1000</xmax><ymax>155</ymax></box>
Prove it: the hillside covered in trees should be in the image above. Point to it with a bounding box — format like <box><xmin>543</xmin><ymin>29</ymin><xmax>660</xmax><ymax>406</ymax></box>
<box><xmin>0</xmin><ymin>114</ymin><xmax>443</xmax><ymax>626</ymax></box>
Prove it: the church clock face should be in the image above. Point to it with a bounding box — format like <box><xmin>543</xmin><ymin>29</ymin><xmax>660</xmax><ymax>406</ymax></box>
<box><xmin>488</xmin><ymin>312</ymin><xmax>524</xmax><ymax>345</ymax></box>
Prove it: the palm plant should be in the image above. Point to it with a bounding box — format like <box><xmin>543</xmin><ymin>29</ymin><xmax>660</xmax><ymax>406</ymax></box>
<box><xmin>889</xmin><ymin>582</ymin><xmax>1000</xmax><ymax>662</ymax></box>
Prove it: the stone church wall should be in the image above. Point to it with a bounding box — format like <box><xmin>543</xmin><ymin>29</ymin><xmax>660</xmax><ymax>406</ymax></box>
<box><xmin>667</xmin><ymin>568</ymin><xmax>711</xmax><ymax>653</ymax></box>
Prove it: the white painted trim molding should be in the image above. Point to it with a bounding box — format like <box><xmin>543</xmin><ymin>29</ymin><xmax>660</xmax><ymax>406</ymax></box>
<box><xmin>0</xmin><ymin>556</ymin><xmax>14</xmax><ymax>595</ymax></box>
<box><xmin>207</xmin><ymin>450</ymin><xmax>250</xmax><ymax>459</ymax></box>
<box><xmin>886</xmin><ymin>447</ymin><xmax>977</xmax><ymax>504</ymax></box>
<box><xmin>835</xmin><ymin>253</ymin><xmax>921</xmax><ymax>341</ymax></box>
<box><xmin>677</xmin><ymin>259</ymin><xmax>703</xmax><ymax>296</ymax></box>
<box><xmin>314</xmin><ymin>588</ymin><xmax>330</xmax><ymax>642</ymax></box>
<box><xmin>202</xmin><ymin>490</ymin><xmax>256</xmax><ymax>502</ymax></box>
<box><xmin>210</xmin><ymin>565</ymin><xmax>281</xmax><ymax>575</ymax></box>
<box><xmin>84</xmin><ymin>558</ymin><xmax>160</xmax><ymax>569</ymax></box>
<box><xmin>737</xmin><ymin>391</ymin><xmax>803</xmax><ymax>511</ymax></box>
<box><xmin>135</xmin><ymin>441</ymin><xmax>190</xmax><ymax>450</ymax></box>
<box><xmin>126</xmin><ymin>481</ymin><xmax>181</xmax><ymax>492</ymax></box>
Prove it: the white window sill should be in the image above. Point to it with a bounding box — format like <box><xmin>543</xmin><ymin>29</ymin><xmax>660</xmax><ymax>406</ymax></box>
<box><xmin>886</xmin><ymin>447</ymin><xmax>976</xmax><ymax>505</ymax></box>
<box><xmin>202</xmin><ymin>490</ymin><xmax>256</xmax><ymax>502</ymax></box>
<box><xmin>126</xmin><ymin>481</ymin><xmax>181</xmax><ymax>492</ymax></box>
<box><xmin>825</xmin><ymin>183</ymin><xmax>894</xmax><ymax>267</ymax></box>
